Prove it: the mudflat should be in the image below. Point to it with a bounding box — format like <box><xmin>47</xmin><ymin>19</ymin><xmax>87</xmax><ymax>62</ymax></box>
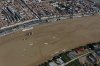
<box><xmin>0</xmin><ymin>15</ymin><xmax>100</xmax><ymax>66</ymax></box>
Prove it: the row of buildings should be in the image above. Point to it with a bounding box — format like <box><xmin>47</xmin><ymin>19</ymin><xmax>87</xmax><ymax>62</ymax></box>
<box><xmin>39</xmin><ymin>42</ymin><xmax>100</xmax><ymax>66</ymax></box>
<box><xmin>0</xmin><ymin>0</ymin><xmax>100</xmax><ymax>36</ymax></box>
